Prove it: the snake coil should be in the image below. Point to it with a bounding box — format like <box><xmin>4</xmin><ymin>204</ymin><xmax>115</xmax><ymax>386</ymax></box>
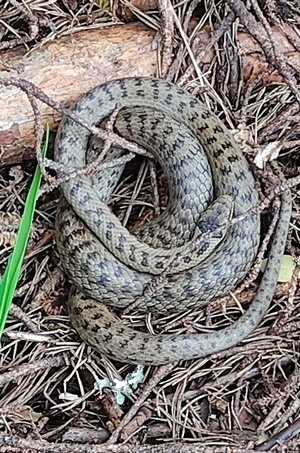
<box><xmin>55</xmin><ymin>78</ymin><xmax>291</xmax><ymax>365</ymax></box>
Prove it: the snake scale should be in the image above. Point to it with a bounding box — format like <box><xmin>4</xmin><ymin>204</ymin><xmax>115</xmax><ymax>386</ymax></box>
<box><xmin>55</xmin><ymin>77</ymin><xmax>292</xmax><ymax>365</ymax></box>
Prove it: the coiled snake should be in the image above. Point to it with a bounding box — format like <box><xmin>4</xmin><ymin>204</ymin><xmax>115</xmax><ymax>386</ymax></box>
<box><xmin>55</xmin><ymin>77</ymin><xmax>291</xmax><ymax>365</ymax></box>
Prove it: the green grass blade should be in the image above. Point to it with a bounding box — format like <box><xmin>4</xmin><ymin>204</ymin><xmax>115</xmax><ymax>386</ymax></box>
<box><xmin>0</xmin><ymin>126</ymin><xmax>49</xmax><ymax>335</ymax></box>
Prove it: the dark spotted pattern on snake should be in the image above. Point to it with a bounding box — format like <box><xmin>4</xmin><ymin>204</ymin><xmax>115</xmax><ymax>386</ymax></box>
<box><xmin>55</xmin><ymin>77</ymin><xmax>291</xmax><ymax>365</ymax></box>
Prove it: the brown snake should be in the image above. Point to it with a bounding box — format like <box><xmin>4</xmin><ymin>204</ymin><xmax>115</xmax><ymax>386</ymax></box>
<box><xmin>55</xmin><ymin>77</ymin><xmax>292</xmax><ymax>365</ymax></box>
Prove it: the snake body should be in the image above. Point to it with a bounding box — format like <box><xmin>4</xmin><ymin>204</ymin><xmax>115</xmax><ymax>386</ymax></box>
<box><xmin>55</xmin><ymin>77</ymin><xmax>291</xmax><ymax>365</ymax></box>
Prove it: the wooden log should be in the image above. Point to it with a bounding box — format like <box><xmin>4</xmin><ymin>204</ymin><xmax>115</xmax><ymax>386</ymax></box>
<box><xmin>0</xmin><ymin>20</ymin><xmax>298</xmax><ymax>166</ymax></box>
<box><xmin>0</xmin><ymin>22</ymin><xmax>156</xmax><ymax>165</ymax></box>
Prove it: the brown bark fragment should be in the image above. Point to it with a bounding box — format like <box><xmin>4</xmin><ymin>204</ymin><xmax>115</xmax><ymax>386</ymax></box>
<box><xmin>114</xmin><ymin>0</ymin><xmax>158</xmax><ymax>22</ymax></box>
<box><xmin>238</xmin><ymin>24</ymin><xmax>299</xmax><ymax>83</ymax></box>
